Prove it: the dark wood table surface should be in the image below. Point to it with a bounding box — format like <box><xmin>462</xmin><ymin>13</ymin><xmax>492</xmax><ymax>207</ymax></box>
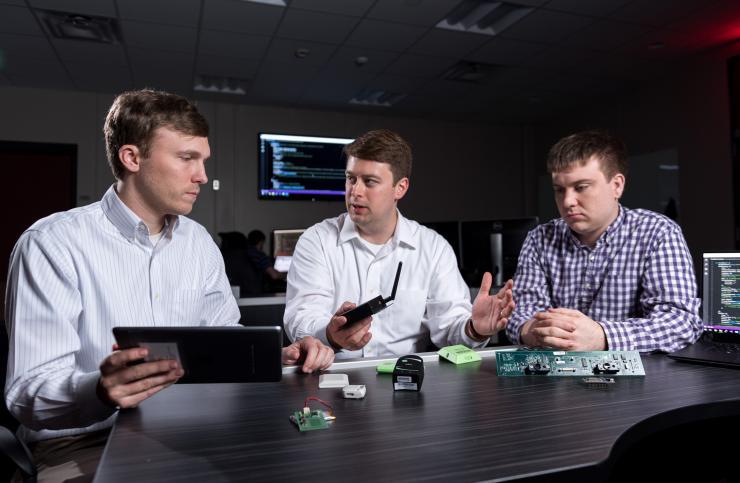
<box><xmin>93</xmin><ymin>350</ymin><xmax>740</xmax><ymax>482</ymax></box>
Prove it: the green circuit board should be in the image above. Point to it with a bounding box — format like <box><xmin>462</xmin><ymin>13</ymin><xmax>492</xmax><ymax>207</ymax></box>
<box><xmin>496</xmin><ymin>350</ymin><xmax>645</xmax><ymax>376</ymax></box>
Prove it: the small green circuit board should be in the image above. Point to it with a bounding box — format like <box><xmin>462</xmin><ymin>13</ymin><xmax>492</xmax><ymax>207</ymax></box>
<box><xmin>290</xmin><ymin>410</ymin><xmax>330</xmax><ymax>431</ymax></box>
<box><xmin>496</xmin><ymin>350</ymin><xmax>645</xmax><ymax>376</ymax></box>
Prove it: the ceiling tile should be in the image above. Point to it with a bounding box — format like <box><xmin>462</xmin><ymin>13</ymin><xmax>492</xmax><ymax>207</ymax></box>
<box><xmin>346</xmin><ymin>19</ymin><xmax>426</xmax><ymax>52</ymax></box>
<box><xmin>249</xmin><ymin>61</ymin><xmax>319</xmax><ymax>103</ymax></box>
<box><xmin>28</xmin><ymin>0</ymin><xmax>116</xmax><ymax>17</ymax></box>
<box><xmin>0</xmin><ymin>33</ymin><xmax>56</xmax><ymax>62</ymax></box>
<box><xmin>128</xmin><ymin>48</ymin><xmax>194</xmax><ymax>91</ymax></box>
<box><xmin>3</xmin><ymin>57</ymin><xmax>73</xmax><ymax>89</ymax></box>
<box><xmin>323</xmin><ymin>46</ymin><xmax>398</xmax><ymax>74</ymax></box>
<box><xmin>369</xmin><ymin>73</ymin><xmax>425</xmax><ymax>94</ymax></box>
<box><xmin>277</xmin><ymin>9</ymin><xmax>359</xmax><ymax>44</ymax></box>
<box><xmin>52</xmin><ymin>38</ymin><xmax>127</xmax><ymax>66</ymax></box>
<box><xmin>0</xmin><ymin>0</ymin><xmax>26</xmax><ymax>6</ymax></box>
<box><xmin>0</xmin><ymin>6</ymin><xmax>44</xmax><ymax>36</ymax></box>
<box><xmin>121</xmin><ymin>21</ymin><xmax>197</xmax><ymax>54</ymax></box>
<box><xmin>560</xmin><ymin>19</ymin><xmax>649</xmax><ymax>52</ymax></box>
<box><xmin>118</xmin><ymin>0</ymin><xmax>201</xmax><ymax>27</ymax></box>
<box><xmin>66</xmin><ymin>61</ymin><xmax>132</xmax><ymax>93</ymax></box>
<box><xmin>289</xmin><ymin>0</ymin><xmax>374</xmax><ymax>17</ymax></box>
<box><xmin>385</xmin><ymin>53</ymin><xmax>456</xmax><ymax>79</ymax></box>
<box><xmin>196</xmin><ymin>54</ymin><xmax>259</xmax><ymax>79</ymax></box>
<box><xmin>466</xmin><ymin>37</ymin><xmax>545</xmax><ymax>65</ymax></box>
<box><xmin>199</xmin><ymin>30</ymin><xmax>271</xmax><ymax>60</ymax></box>
<box><xmin>366</xmin><ymin>0</ymin><xmax>459</xmax><ymax>27</ymax></box>
<box><xmin>202</xmin><ymin>0</ymin><xmax>284</xmax><ymax>35</ymax></box>
<box><xmin>608</xmin><ymin>0</ymin><xmax>705</xmax><ymax>27</ymax></box>
<box><xmin>302</xmin><ymin>70</ymin><xmax>372</xmax><ymax>105</ymax></box>
<box><xmin>545</xmin><ymin>0</ymin><xmax>631</xmax><ymax>17</ymax></box>
<box><xmin>408</xmin><ymin>29</ymin><xmax>488</xmax><ymax>58</ymax></box>
<box><xmin>520</xmin><ymin>45</ymin><xmax>592</xmax><ymax>70</ymax></box>
<box><xmin>500</xmin><ymin>9</ymin><xmax>593</xmax><ymax>43</ymax></box>
<box><xmin>265</xmin><ymin>37</ymin><xmax>337</xmax><ymax>67</ymax></box>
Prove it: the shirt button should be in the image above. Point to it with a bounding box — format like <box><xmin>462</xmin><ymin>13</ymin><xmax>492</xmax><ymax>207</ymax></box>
<box><xmin>589</xmin><ymin>255</ymin><xmax>595</xmax><ymax>261</ymax></box>
<box><xmin>585</xmin><ymin>284</ymin><xmax>591</xmax><ymax>289</ymax></box>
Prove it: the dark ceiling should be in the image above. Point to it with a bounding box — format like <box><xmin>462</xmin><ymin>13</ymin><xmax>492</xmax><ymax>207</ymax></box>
<box><xmin>2</xmin><ymin>0</ymin><xmax>740</xmax><ymax>123</ymax></box>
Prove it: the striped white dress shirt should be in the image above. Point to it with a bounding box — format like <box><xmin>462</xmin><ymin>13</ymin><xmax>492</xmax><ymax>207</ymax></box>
<box><xmin>284</xmin><ymin>212</ymin><xmax>486</xmax><ymax>358</ymax></box>
<box><xmin>4</xmin><ymin>186</ymin><xmax>239</xmax><ymax>442</ymax></box>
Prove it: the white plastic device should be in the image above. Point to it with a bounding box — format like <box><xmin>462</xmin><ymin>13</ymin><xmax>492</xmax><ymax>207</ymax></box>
<box><xmin>318</xmin><ymin>373</ymin><xmax>349</xmax><ymax>388</ymax></box>
<box><xmin>342</xmin><ymin>384</ymin><xmax>366</xmax><ymax>399</ymax></box>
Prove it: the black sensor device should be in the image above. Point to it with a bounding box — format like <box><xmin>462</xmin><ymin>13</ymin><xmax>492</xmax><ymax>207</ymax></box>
<box><xmin>393</xmin><ymin>354</ymin><xmax>424</xmax><ymax>391</ymax></box>
<box><xmin>341</xmin><ymin>262</ymin><xmax>403</xmax><ymax>326</ymax></box>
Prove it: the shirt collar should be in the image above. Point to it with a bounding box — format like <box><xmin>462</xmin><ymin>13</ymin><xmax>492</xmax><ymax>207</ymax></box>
<box><xmin>101</xmin><ymin>185</ymin><xmax>179</xmax><ymax>242</ymax></box>
<box><xmin>338</xmin><ymin>210</ymin><xmax>417</xmax><ymax>249</ymax></box>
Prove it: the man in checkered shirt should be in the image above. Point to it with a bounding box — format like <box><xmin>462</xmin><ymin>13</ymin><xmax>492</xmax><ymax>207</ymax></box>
<box><xmin>506</xmin><ymin>130</ymin><xmax>702</xmax><ymax>353</ymax></box>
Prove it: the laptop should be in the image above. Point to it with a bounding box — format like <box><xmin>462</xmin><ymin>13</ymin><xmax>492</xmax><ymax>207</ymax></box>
<box><xmin>113</xmin><ymin>326</ymin><xmax>283</xmax><ymax>383</ymax></box>
<box><xmin>668</xmin><ymin>253</ymin><xmax>740</xmax><ymax>368</ymax></box>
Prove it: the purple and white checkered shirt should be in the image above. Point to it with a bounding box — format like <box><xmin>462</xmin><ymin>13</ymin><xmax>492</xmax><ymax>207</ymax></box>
<box><xmin>507</xmin><ymin>206</ymin><xmax>702</xmax><ymax>353</ymax></box>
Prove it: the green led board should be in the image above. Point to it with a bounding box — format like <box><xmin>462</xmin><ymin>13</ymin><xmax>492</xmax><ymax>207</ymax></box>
<box><xmin>290</xmin><ymin>410</ymin><xmax>330</xmax><ymax>431</ymax></box>
<box><xmin>496</xmin><ymin>350</ymin><xmax>645</xmax><ymax>376</ymax></box>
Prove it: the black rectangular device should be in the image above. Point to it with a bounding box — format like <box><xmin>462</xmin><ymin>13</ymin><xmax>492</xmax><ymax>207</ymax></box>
<box><xmin>112</xmin><ymin>326</ymin><xmax>283</xmax><ymax>383</ymax></box>
<box><xmin>342</xmin><ymin>262</ymin><xmax>403</xmax><ymax>326</ymax></box>
<box><xmin>393</xmin><ymin>354</ymin><xmax>424</xmax><ymax>391</ymax></box>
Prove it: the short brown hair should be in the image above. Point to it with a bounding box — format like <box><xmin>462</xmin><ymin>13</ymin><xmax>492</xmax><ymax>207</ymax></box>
<box><xmin>344</xmin><ymin>129</ymin><xmax>412</xmax><ymax>183</ymax></box>
<box><xmin>547</xmin><ymin>130</ymin><xmax>628</xmax><ymax>179</ymax></box>
<box><xmin>104</xmin><ymin>89</ymin><xmax>209</xmax><ymax>179</ymax></box>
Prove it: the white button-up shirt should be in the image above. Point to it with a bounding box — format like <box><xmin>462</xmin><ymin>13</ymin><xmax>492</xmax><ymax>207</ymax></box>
<box><xmin>4</xmin><ymin>186</ymin><xmax>239</xmax><ymax>441</ymax></box>
<box><xmin>284</xmin><ymin>212</ymin><xmax>485</xmax><ymax>358</ymax></box>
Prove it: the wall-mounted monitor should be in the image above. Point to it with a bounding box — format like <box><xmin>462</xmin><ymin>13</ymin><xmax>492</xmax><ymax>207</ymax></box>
<box><xmin>258</xmin><ymin>133</ymin><xmax>353</xmax><ymax>201</ymax></box>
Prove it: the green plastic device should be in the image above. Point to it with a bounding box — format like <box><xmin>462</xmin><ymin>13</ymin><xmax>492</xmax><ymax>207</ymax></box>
<box><xmin>376</xmin><ymin>361</ymin><xmax>396</xmax><ymax>373</ymax></box>
<box><xmin>438</xmin><ymin>345</ymin><xmax>482</xmax><ymax>364</ymax></box>
<box><xmin>496</xmin><ymin>350</ymin><xmax>645</xmax><ymax>376</ymax></box>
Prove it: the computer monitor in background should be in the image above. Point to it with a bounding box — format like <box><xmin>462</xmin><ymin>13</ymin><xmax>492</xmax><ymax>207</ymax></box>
<box><xmin>271</xmin><ymin>229</ymin><xmax>306</xmax><ymax>273</ymax></box>
<box><xmin>421</xmin><ymin>221</ymin><xmax>461</xmax><ymax>265</ymax></box>
<box><xmin>702</xmin><ymin>253</ymin><xmax>740</xmax><ymax>335</ymax></box>
<box><xmin>460</xmin><ymin>217</ymin><xmax>539</xmax><ymax>287</ymax></box>
<box><xmin>258</xmin><ymin>133</ymin><xmax>353</xmax><ymax>201</ymax></box>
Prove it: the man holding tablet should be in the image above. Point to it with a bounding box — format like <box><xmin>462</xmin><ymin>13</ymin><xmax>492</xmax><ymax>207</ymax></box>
<box><xmin>4</xmin><ymin>89</ymin><xmax>334</xmax><ymax>481</ymax></box>
<box><xmin>284</xmin><ymin>129</ymin><xmax>514</xmax><ymax>358</ymax></box>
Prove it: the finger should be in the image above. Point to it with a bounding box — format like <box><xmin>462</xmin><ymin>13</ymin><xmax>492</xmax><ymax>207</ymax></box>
<box><xmin>100</xmin><ymin>348</ymin><xmax>149</xmax><ymax>374</ymax></box>
<box><xmin>477</xmin><ymin>272</ymin><xmax>493</xmax><ymax>298</ymax></box>
<box><xmin>335</xmin><ymin>301</ymin><xmax>356</xmax><ymax>315</ymax></box>
<box><xmin>540</xmin><ymin>336</ymin><xmax>575</xmax><ymax>350</ymax></box>
<box><xmin>103</xmin><ymin>359</ymin><xmax>180</xmax><ymax>388</ymax></box>
<box><xmin>532</xmin><ymin>325</ymin><xmax>575</xmax><ymax>340</ymax></box>
<box><xmin>346</xmin><ymin>325</ymin><xmax>372</xmax><ymax>348</ymax></box>
<box><xmin>300</xmin><ymin>340</ymin><xmax>319</xmax><ymax>373</ymax></box>
<box><xmin>319</xmin><ymin>347</ymin><xmax>335</xmax><ymax>370</ymax></box>
<box><xmin>339</xmin><ymin>316</ymin><xmax>372</xmax><ymax>336</ymax></box>
<box><xmin>281</xmin><ymin>345</ymin><xmax>300</xmax><ymax>365</ymax></box>
<box><xmin>547</xmin><ymin>307</ymin><xmax>584</xmax><ymax>316</ymax></box>
<box><xmin>533</xmin><ymin>317</ymin><xmax>576</xmax><ymax>332</ymax></box>
<box><xmin>106</xmin><ymin>367</ymin><xmax>182</xmax><ymax>406</ymax></box>
<box><xmin>116</xmin><ymin>381</ymin><xmax>171</xmax><ymax>409</ymax></box>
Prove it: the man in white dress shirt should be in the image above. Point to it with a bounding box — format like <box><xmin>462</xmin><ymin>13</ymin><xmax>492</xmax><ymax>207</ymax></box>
<box><xmin>284</xmin><ymin>129</ymin><xmax>514</xmax><ymax>358</ymax></box>
<box><xmin>4</xmin><ymin>89</ymin><xmax>334</xmax><ymax>482</ymax></box>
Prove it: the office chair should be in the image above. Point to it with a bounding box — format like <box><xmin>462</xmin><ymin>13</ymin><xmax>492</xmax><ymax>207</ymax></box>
<box><xmin>0</xmin><ymin>323</ymin><xmax>36</xmax><ymax>483</ymax></box>
<box><xmin>603</xmin><ymin>401</ymin><xmax>740</xmax><ymax>482</ymax></box>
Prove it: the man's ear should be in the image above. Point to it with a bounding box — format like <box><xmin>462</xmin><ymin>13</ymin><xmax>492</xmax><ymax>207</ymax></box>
<box><xmin>118</xmin><ymin>145</ymin><xmax>142</xmax><ymax>174</ymax></box>
<box><xmin>394</xmin><ymin>177</ymin><xmax>409</xmax><ymax>202</ymax></box>
<box><xmin>612</xmin><ymin>172</ymin><xmax>625</xmax><ymax>199</ymax></box>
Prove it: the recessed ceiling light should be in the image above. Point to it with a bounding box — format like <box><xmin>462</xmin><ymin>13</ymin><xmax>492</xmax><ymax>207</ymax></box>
<box><xmin>194</xmin><ymin>75</ymin><xmax>249</xmax><ymax>95</ymax></box>
<box><xmin>350</xmin><ymin>88</ymin><xmax>406</xmax><ymax>107</ymax></box>
<box><xmin>437</xmin><ymin>1</ymin><xmax>532</xmax><ymax>36</ymax></box>
<box><xmin>355</xmin><ymin>56</ymin><xmax>369</xmax><ymax>67</ymax></box>
<box><xmin>240</xmin><ymin>0</ymin><xmax>287</xmax><ymax>6</ymax></box>
<box><xmin>294</xmin><ymin>48</ymin><xmax>310</xmax><ymax>59</ymax></box>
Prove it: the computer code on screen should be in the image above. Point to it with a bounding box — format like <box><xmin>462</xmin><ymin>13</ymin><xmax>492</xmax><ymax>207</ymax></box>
<box><xmin>703</xmin><ymin>254</ymin><xmax>740</xmax><ymax>329</ymax></box>
<box><xmin>259</xmin><ymin>134</ymin><xmax>352</xmax><ymax>200</ymax></box>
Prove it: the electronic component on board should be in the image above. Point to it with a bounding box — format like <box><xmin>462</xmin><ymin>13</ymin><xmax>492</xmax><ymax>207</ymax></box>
<box><xmin>496</xmin><ymin>350</ymin><xmax>646</xmax><ymax>377</ymax></box>
<box><xmin>290</xmin><ymin>396</ymin><xmax>335</xmax><ymax>432</ymax></box>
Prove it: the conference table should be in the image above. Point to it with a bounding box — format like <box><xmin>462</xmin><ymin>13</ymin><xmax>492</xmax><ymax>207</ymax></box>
<box><xmin>93</xmin><ymin>348</ymin><xmax>740</xmax><ymax>482</ymax></box>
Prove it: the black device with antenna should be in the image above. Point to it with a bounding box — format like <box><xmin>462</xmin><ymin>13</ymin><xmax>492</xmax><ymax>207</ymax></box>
<box><xmin>341</xmin><ymin>262</ymin><xmax>403</xmax><ymax>327</ymax></box>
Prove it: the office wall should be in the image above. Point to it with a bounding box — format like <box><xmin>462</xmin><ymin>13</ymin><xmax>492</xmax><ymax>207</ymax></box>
<box><xmin>534</xmin><ymin>40</ymin><xmax>740</xmax><ymax>268</ymax></box>
<box><xmin>0</xmin><ymin>86</ymin><xmax>532</xmax><ymax>241</ymax></box>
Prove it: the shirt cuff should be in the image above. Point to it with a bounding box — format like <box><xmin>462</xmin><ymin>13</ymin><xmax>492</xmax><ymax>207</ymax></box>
<box><xmin>75</xmin><ymin>371</ymin><xmax>117</xmax><ymax>424</ymax></box>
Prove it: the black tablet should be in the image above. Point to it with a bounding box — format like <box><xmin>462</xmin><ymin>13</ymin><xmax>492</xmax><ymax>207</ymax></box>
<box><xmin>112</xmin><ymin>326</ymin><xmax>283</xmax><ymax>383</ymax></box>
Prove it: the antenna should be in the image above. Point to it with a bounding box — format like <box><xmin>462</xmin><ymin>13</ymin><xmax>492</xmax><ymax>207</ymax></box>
<box><xmin>384</xmin><ymin>262</ymin><xmax>403</xmax><ymax>303</ymax></box>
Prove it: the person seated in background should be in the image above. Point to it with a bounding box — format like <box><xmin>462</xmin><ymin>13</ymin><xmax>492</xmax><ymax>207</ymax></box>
<box><xmin>284</xmin><ymin>129</ymin><xmax>514</xmax><ymax>358</ymax></box>
<box><xmin>219</xmin><ymin>231</ymin><xmax>261</xmax><ymax>297</ymax></box>
<box><xmin>506</xmin><ymin>130</ymin><xmax>702</xmax><ymax>352</ymax></box>
<box><xmin>4</xmin><ymin>89</ymin><xmax>334</xmax><ymax>482</ymax></box>
<box><xmin>246</xmin><ymin>230</ymin><xmax>286</xmax><ymax>292</ymax></box>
